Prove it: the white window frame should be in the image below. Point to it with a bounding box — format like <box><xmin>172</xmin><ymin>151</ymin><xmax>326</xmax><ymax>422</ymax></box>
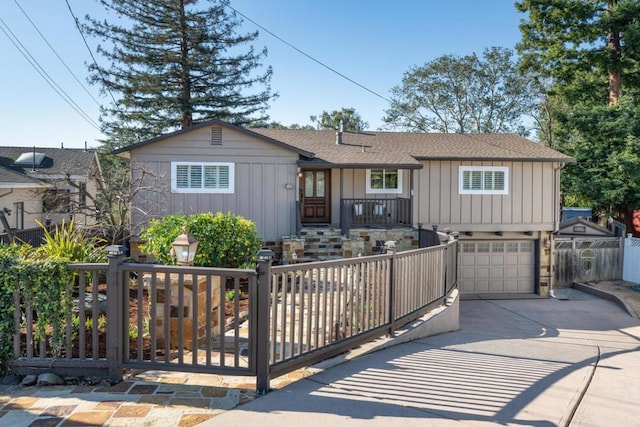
<box><xmin>171</xmin><ymin>162</ymin><xmax>235</xmax><ymax>194</ymax></box>
<box><xmin>459</xmin><ymin>166</ymin><xmax>508</xmax><ymax>195</ymax></box>
<box><xmin>366</xmin><ymin>169</ymin><xmax>403</xmax><ymax>194</ymax></box>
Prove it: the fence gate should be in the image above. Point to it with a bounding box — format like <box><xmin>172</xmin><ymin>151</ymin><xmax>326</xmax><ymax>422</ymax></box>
<box><xmin>554</xmin><ymin>237</ymin><xmax>623</xmax><ymax>286</ymax></box>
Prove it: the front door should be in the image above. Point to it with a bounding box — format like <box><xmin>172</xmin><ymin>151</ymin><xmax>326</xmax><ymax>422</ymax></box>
<box><xmin>300</xmin><ymin>169</ymin><xmax>330</xmax><ymax>223</ymax></box>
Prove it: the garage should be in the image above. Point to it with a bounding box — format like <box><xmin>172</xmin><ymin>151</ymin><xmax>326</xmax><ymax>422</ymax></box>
<box><xmin>459</xmin><ymin>240</ymin><xmax>535</xmax><ymax>294</ymax></box>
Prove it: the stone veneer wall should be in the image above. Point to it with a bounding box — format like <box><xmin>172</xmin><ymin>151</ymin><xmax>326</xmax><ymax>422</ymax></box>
<box><xmin>347</xmin><ymin>228</ymin><xmax>419</xmax><ymax>255</ymax></box>
<box><xmin>279</xmin><ymin>227</ymin><xmax>420</xmax><ymax>264</ymax></box>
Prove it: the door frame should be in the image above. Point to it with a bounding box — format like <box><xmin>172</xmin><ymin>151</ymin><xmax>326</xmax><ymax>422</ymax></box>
<box><xmin>299</xmin><ymin>168</ymin><xmax>331</xmax><ymax>224</ymax></box>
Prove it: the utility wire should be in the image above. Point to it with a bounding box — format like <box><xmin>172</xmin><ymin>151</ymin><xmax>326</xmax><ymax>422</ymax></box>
<box><xmin>0</xmin><ymin>17</ymin><xmax>101</xmax><ymax>131</ymax></box>
<box><xmin>65</xmin><ymin>0</ymin><xmax>120</xmax><ymax>110</ymax></box>
<box><xmin>225</xmin><ymin>3</ymin><xmax>427</xmax><ymax>131</ymax></box>
<box><xmin>13</xmin><ymin>0</ymin><xmax>102</xmax><ymax>108</ymax></box>
<box><xmin>225</xmin><ymin>3</ymin><xmax>393</xmax><ymax>105</ymax></box>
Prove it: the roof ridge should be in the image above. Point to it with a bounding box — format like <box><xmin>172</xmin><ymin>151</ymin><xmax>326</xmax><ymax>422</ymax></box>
<box><xmin>461</xmin><ymin>133</ymin><xmax>554</xmax><ymax>157</ymax></box>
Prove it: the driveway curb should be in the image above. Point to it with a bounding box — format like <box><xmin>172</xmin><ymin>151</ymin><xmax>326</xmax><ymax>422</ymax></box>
<box><xmin>572</xmin><ymin>282</ymin><xmax>639</xmax><ymax>320</ymax></box>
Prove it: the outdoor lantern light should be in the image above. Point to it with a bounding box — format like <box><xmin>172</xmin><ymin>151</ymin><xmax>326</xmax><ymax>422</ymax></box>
<box><xmin>105</xmin><ymin>245</ymin><xmax>127</xmax><ymax>257</ymax></box>
<box><xmin>256</xmin><ymin>249</ymin><xmax>274</xmax><ymax>263</ymax></box>
<box><xmin>171</xmin><ymin>227</ymin><xmax>199</xmax><ymax>266</ymax></box>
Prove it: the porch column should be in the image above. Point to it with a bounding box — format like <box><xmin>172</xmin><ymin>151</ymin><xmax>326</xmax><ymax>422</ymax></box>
<box><xmin>409</xmin><ymin>169</ymin><xmax>414</xmax><ymax>226</ymax></box>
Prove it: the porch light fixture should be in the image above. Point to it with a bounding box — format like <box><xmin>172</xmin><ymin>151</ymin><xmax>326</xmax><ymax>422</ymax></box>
<box><xmin>256</xmin><ymin>249</ymin><xmax>274</xmax><ymax>263</ymax></box>
<box><xmin>105</xmin><ymin>245</ymin><xmax>127</xmax><ymax>257</ymax></box>
<box><xmin>171</xmin><ymin>227</ymin><xmax>199</xmax><ymax>266</ymax></box>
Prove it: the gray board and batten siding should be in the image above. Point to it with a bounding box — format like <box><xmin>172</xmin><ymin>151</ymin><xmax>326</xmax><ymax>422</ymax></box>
<box><xmin>414</xmin><ymin>160</ymin><xmax>562</xmax><ymax>233</ymax></box>
<box><xmin>127</xmin><ymin>125</ymin><xmax>300</xmax><ymax>241</ymax></box>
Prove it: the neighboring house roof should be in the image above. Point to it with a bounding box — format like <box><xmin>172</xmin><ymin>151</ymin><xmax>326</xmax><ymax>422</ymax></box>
<box><xmin>0</xmin><ymin>147</ymin><xmax>99</xmax><ymax>186</ymax></box>
<box><xmin>112</xmin><ymin>118</ymin><xmax>575</xmax><ymax>167</ymax></box>
<box><xmin>556</xmin><ymin>217</ymin><xmax>615</xmax><ymax>237</ymax></box>
<box><xmin>0</xmin><ymin>166</ymin><xmax>48</xmax><ymax>189</ymax></box>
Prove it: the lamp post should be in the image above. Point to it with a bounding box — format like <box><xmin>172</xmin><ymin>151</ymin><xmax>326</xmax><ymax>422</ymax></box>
<box><xmin>171</xmin><ymin>227</ymin><xmax>199</xmax><ymax>266</ymax></box>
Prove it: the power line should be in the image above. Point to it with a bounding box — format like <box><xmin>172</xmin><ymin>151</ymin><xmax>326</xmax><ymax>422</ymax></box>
<box><xmin>65</xmin><ymin>0</ymin><xmax>119</xmax><ymax>110</ymax></box>
<box><xmin>0</xmin><ymin>17</ymin><xmax>101</xmax><ymax>131</ymax></box>
<box><xmin>225</xmin><ymin>3</ymin><xmax>393</xmax><ymax>105</ymax></box>
<box><xmin>224</xmin><ymin>3</ymin><xmax>425</xmax><ymax>132</ymax></box>
<box><xmin>13</xmin><ymin>0</ymin><xmax>102</xmax><ymax>108</ymax></box>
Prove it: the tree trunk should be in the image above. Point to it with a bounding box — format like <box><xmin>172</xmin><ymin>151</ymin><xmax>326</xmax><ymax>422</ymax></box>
<box><xmin>179</xmin><ymin>0</ymin><xmax>193</xmax><ymax>129</ymax></box>
<box><xmin>608</xmin><ymin>0</ymin><xmax>622</xmax><ymax>106</ymax></box>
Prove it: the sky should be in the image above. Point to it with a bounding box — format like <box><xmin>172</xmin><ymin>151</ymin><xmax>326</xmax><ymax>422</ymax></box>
<box><xmin>0</xmin><ymin>0</ymin><xmax>525</xmax><ymax>149</ymax></box>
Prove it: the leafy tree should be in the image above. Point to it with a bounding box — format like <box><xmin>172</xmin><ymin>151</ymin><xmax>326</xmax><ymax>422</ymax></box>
<box><xmin>517</xmin><ymin>0</ymin><xmax>640</xmax><ymax>225</ymax></box>
<box><xmin>310</xmin><ymin>107</ymin><xmax>369</xmax><ymax>131</ymax></box>
<box><xmin>383</xmin><ymin>47</ymin><xmax>534</xmax><ymax>133</ymax></box>
<box><xmin>556</xmin><ymin>100</ymin><xmax>640</xmax><ymax>217</ymax></box>
<box><xmin>250</xmin><ymin>120</ymin><xmax>315</xmax><ymax>130</ymax></box>
<box><xmin>84</xmin><ymin>0</ymin><xmax>275</xmax><ymax>147</ymax></box>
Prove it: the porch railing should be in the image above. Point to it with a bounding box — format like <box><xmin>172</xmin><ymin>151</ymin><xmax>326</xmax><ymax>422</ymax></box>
<box><xmin>10</xmin><ymin>240</ymin><xmax>458</xmax><ymax>393</ymax></box>
<box><xmin>340</xmin><ymin>198</ymin><xmax>411</xmax><ymax>235</ymax></box>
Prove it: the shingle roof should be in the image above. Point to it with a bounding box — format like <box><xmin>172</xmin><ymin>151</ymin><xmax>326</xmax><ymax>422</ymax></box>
<box><xmin>0</xmin><ymin>166</ymin><xmax>47</xmax><ymax>188</ymax></box>
<box><xmin>0</xmin><ymin>147</ymin><xmax>97</xmax><ymax>178</ymax></box>
<box><xmin>249</xmin><ymin>129</ymin><xmax>575</xmax><ymax>166</ymax></box>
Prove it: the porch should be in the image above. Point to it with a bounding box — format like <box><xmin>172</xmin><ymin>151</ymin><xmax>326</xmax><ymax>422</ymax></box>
<box><xmin>340</xmin><ymin>198</ymin><xmax>412</xmax><ymax>235</ymax></box>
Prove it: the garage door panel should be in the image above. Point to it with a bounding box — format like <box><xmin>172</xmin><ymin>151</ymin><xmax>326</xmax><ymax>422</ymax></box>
<box><xmin>475</xmin><ymin>281</ymin><xmax>489</xmax><ymax>292</ymax></box>
<box><xmin>459</xmin><ymin>240</ymin><xmax>534</xmax><ymax>294</ymax></box>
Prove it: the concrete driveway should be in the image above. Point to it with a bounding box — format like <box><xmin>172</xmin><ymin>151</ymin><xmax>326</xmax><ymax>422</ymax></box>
<box><xmin>205</xmin><ymin>289</ymin><xmax>640</xmax><ymax>426</ymax></box>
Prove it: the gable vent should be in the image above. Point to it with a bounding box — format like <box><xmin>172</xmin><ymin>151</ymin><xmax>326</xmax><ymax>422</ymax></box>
<box><xmin>210</xmin><ymin>126</ymin><xmax>223</xmax><ymax>146</ymax></box>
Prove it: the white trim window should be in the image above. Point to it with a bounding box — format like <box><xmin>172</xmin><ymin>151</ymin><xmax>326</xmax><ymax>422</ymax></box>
<box><xmin>366</xmin><ymin>169</ymin><xmax>402</xmax><ymax>194</ymax></box>
<box><xmin>171</xmin><ymin>162</ymin><xmax>234</xmax><ymax>193</ymax></box>
<box><xmin>459</xmin><ymin>166</ymin><xmax>508</xmax><ymax>195</ymax></box>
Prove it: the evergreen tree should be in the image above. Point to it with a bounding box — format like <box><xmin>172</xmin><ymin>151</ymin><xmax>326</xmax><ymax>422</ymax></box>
<box><xmin>84</xmin><ymin>0</ymin><xmax>275</xmax><ymax>147</ymax></box>
<box><xmin>517</xmin><ymin>0</ymin><xmax>640</xmax><ymax>225</ymax></box>
<box><xmin>516</xmin><ymin>0</ymin><xmax>640</xmax><ymax>107</ymax></box>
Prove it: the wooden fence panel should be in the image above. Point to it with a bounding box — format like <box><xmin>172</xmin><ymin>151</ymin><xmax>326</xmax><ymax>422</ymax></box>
<box><xmin>554</xmin><ymin>238</ymin><xmax>623</xmax><ymax>286</ymax></box>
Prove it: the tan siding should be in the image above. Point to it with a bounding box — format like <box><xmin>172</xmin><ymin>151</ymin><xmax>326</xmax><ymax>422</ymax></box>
<box><xmin>129</xmin><ymin>126</ymin><xmax>299</xmax><ymax>241</ymax></box>
<box><xmin>417</xmin><ymin>160</ymin><xmax>558</xmax><ymax>232</ymax></box>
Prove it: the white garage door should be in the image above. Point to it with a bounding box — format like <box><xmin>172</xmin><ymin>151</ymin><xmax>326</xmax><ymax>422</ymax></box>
<box><xmin>459</xmin><ymin>240</ymin><xmax>535</xmax><ymax>294</ymax></box>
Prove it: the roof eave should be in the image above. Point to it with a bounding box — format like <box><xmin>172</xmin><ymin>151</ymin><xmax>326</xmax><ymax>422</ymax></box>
<box><xmin>112</xmin><ymin>119</ymin><xmax>315</xmax><ymax>158</ymax></box>
<box><xmin>297</xmin><ymin>160</ymin><xmax>422</xmax><ymax>169</ymax></box>
<box><xmin>414</xmin><ymin>156</ymin><xmax>576</xmax><ymax>163</ymax></box>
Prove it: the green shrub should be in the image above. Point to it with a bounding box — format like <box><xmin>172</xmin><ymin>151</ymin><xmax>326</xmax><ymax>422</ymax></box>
<box><xmin>36</xmin><ymin>218</ymin><xmax>106</xmax><ymax>262</ymax></box>
<box><xmin>0</xmin><ymin>245</ymin><xmax>22</xmax><ymax>373</ymax></box>
<box><xmin>141</xmin><ymin>212</ymin><xmax>262</xmax><ymax>268</ymax></box>
<box><xmin>0</xmin><ymin>244</ymin><xmax>75</xmax><ymax>371</ymax></box>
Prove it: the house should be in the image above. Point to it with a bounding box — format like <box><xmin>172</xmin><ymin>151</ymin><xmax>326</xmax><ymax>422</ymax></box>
<box><xmin>0</xmin><ymin>147</ymin><xmax>102</xmax><ymax>235</ymax></box>
<box><xmin>113</xmin><ymin>119</ymin><xmax>574</xmax><ymax>296</ymax></box>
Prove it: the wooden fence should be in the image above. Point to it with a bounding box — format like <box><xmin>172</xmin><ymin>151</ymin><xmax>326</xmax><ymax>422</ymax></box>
<box><xmin>554</xmin><ymin>237</ymin><xmax>623</xmax><ymax>286</ymax></box>
<box><xmin>9</xmin><ymin>240</ymin><xmax>458</xmax><ymax>393</ymax></box>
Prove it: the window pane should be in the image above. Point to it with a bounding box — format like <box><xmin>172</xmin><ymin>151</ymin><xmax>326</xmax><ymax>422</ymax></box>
<box><xmin>218</xmin><ymin>166</ymin><xmax>229</xmax><ymax>188</ymax></box>
<box><xmin>370</xmin><ymin>169</ymin><xmax>384</xmax><ymax>189</ymax></box>
<box><xmin>494</xmin><ymin>171</ymin><xmax>505</xmax><ymax>190</ymax></box>
<box><xmin>471</xmin><ymin>171</ymin><xmax>482</xmax><ymax>190</ymax></box>
<box><xmin>477</xmin><ymin>242</ymin><xmax>490</xmax><ymax>252</ymax></box>
<box><xmin>316</xmin><ymin>171</ymin><xmax>325</xmax><ymax>197</ymax></box>
<box><xmin>462</xmin><ymin>171</ymin><xmax>472</xmax><ymax>190</ymax></box>
<box><xmin>507</xmin><ymin>242</ymin><xmax>519</xmax><ymax>252</ymax></box>
<box><xmin>176</xmin><ymin>165</ymin><xmax>189</xmax><ymax>188</ymax></box>
<box><xmin>305</xmin><ymin>172</ymin><xmax>314</xmax><ymax>197</ymax></box>
<box><xmin>484</xmin><ymin>171</ymin><xmax>494</xmax><ymax>190</ymax></box>
<box><xmin>384</xmin><ymin>170</ymin><xmax>398</xmax><ymax>189</ymax></box>
<box><xmin>190</xmin><ymin>165</ymin><xmax>202</xmax><ymax>188</ymax></box>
